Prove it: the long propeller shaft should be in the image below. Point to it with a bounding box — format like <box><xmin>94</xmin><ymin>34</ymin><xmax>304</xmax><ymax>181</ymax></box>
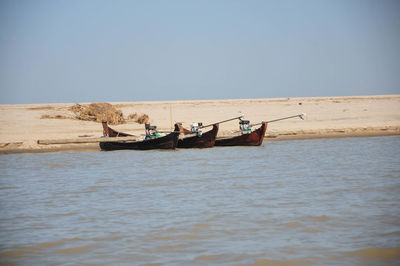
<box><xmin>250</xmin><ymin>113</ymin><xmax>306</xmax><ymax>127</ymax></box>
<box><xmin>200</xmin><ymin>115</ymin><xmax>244</xmax><ymax>128</ymax></box>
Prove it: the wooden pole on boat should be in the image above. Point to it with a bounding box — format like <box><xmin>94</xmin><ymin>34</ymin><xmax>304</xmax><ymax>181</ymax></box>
<box><xmin>200</xmin><ymin>115</ymin><xmax>244</xmax><ymax>128</ymax></box>
<box><xmin>170</xmin><ymin>104</ymin><xmax>173</xmax><ymax>130</ymax></box>
<box><xmin>250</xmin><ymin>113</ymin><xmax>306</xmax><ymax>127</ymax></box>
<box><xmin>154</xmin><ymin>131</ymin><xmax>181</xmax><ymax>134</ymax></box>
<box><xmin>37</xmin><ymin>136</ymin><xmax>139</xmax><ymax>145</ymax></box>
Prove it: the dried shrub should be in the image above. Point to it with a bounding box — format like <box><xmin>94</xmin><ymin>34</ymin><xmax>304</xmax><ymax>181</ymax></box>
<box><xmin>28</xmin><ymin>106</ymin><xmax>55</xmax><ymax>110</ymax></box>
<box><xmin>127</xmin><ymin>113</ymin><xmax>138</xmax><ymax>120</ymax></box>
<box><xmin>136</xmin><ymin>114</ymin><xmax>149</xmax><ymax>124</ymax></box>
<box><xmin>127</xmin><ymin>112</ymin><xmax>149</xmax><ymax>124</ymax></box>
<box><xmin>41</xmin><ymin>114</ymin><xmax>70</xmax><ymax>119</ymax></box>
<box><xmin>70</xmin><ymin>103</ymin><xmax>125</xmax><ymax>125</ymax></box>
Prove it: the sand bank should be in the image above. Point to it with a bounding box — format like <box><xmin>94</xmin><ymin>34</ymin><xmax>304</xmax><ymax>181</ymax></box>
<box><xmin>0</xmin><ymin>95</ymin><xmax>399</xmax><ymax>154</ymax></box>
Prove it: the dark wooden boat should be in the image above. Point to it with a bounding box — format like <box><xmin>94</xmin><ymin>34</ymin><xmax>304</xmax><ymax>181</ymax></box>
<box><xmin>214</xmin><ymin>122</ymin><xmax>267</xmax><ymax>146</ymax></box>
<box><xmin>177</xmin><ymin>123</ymin><xmax>219</xmax><ymax>148</ymax></box>
<box><xmin>100</xmin><ymin>121</ymin><xmax>180</xmax><ymax>151</ymax></box>
<box><xmin>101</xmin><ymin>121</ymin><xmax>133</xmax><ymax>137</ymax></box>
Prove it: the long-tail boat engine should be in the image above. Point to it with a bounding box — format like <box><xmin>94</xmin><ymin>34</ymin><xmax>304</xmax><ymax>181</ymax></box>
<box><xmin>191</xmin><ymin>122</ymin><xmax>203</xmax><ymax>137</ymax></box>
<box><xmin>145</xmin><ymin>123</ymin><xmax>158</xmax><ymax>139</ymax></box>
<box><xmin>239</xmin><ymin>119</ymin><xmax>252</xmax><ymax>134</ymax></box>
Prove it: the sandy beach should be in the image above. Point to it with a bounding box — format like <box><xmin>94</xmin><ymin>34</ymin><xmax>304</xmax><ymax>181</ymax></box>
<box><xmin>0</xmin><ymin>95</ymin><xmax>399</xmax><ymax>154</ymax></box>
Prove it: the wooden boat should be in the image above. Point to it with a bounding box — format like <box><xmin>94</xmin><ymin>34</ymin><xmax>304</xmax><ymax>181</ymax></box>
<box><xmin>214</xmin><ymin>122</ymin><xmax>267</xmax><ymax>146</ymax></box>
<box><xmin>214</xmin><ymin>113</ymin><xmax>305</xmax><ymax>147</ymax></box>
<box><xmin>177</xmin><ymin>123</ymin><xmax>219</xmax><ymax>148</ymax></box>
<box><xmin>100</xmin><ymin>121</ymin><xmax>180</xmax><ymax>151</ymax></box>
<box><xmin>101</xmin><ymin>121</ymin><xmax>133</xmax><ymax>137</ymax></box>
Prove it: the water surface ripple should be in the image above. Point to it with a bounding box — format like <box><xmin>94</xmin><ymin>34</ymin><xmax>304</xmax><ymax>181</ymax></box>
<box><xmin>1</xmin><ymin>136</ymin><xmax>400</xmax><ymax>265</ymax></box>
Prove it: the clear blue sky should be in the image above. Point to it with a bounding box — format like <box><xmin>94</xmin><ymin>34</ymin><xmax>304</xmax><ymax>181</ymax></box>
<box><xmin>0</xmin><ymin>0</ymin><xmax>399</xmax><ymax>104</ymax></box>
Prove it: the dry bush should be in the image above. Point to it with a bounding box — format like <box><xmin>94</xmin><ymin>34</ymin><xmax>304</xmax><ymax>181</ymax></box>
<box><xmin>27</xmin><ymin>106</ymin><xmax>55</xmax><ymax>110</ymax></box>
<box><xmin>127</xmin><ymin>113</ymin><xmax>138</xmax><ymax>120</ymax></box>
<box><xmin>127</xmin><ymin>113</ymin><xmax>149</xmax><ymax>124</ymax></box>
<box><xmin>40</xmin><ymin>114</ymin><xmax>70</xmax><ymax>119</ymax></box>
<box><xmin>137</xmin><ymin>114</ymin><xmax>149</xmax><ymax>124</ymax></box>
<box><xmin>70</xmin><ymin>103</ymin><xmax>125</xmax><ymax>125</ymax></box>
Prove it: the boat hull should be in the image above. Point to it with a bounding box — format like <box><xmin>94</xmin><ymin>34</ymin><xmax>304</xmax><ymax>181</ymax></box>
<box><xmin>100</xmin><ymin>123</ymin><xmax>180</xmax><ymax>151</ymax></box>
<box><xmin>177</xmin><ymin>124</ymin><xmax>219</xmax><ymax>148</ymax></box>
<box><xmin>102</xmin><ymin>121</ymin><xmax>132</xmax><ymax>137</ymax></box>
<box><xmin>214</xmin><ymin>122</ymin><xmax>267</xmax><ymax>146</ymax></box>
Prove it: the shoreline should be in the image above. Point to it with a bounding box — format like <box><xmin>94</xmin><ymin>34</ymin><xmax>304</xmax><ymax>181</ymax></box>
<box><xmin>1</xmin><ymin>129</ymin><xmax>398</xmax><ymax>155</ymax></box>
<box><xmin>1</xmin><ymin>95</ymin><xmax>399</xmax><ymax>154</ymax></box>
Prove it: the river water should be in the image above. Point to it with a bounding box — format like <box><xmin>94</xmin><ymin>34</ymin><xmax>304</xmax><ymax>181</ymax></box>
<box><xmin>1</xmin><ymin>136</ymin><xmax>399</xmax><ymax>265</ymax></box>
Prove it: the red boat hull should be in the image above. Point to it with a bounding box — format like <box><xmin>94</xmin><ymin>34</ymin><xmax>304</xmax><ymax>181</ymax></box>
<box><xmin>214</xmin><ymin>122</ymin><xmax>267</xmax><ymax>146</ymax></box>
<box><xmin>177</xmin><ymin>124</ymin><xmax>219</xmax><ymax>148</ymax></box>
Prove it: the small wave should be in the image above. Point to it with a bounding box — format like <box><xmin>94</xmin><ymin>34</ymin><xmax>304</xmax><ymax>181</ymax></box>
<box><xmin>123</xmin><ymin>211</ymin><xmax>139</xmax><ymax>215</ymax></box>
<box><xmin>345</xmin><ymin>247</ymin><xmax>400</xmax><ymax>260</ymax></box>
<box><xmin>379</xmin><ymin>231</ymin><xmax>400</xmax><ymax>237</ymax></box>
<box><xmin>56</xmin><ymin>244</ymin><xmax>96</xmax><ymax>254</ymax></box>
<box><xmin>0</xmin><ymin>249</ymin><xmax>36</xmax><ymax>258</ymax></box>
<box><xmin>197</xmin><ymin>162</ymin><xmax>226</xmax><ymax>167</ymax></box>
<box><xmin>311</xmin><ymin>215</ymin><xmax>330</xmax><ymax>222</ymax></box>
<box><xmin>62</xmin><ymin>237</ymin><xmax>83</xmax><ymax>242</ymax></box>
<box><xmin>37</xmin><ymin>241</ymin><xmax>65</xmax><ymax>248</ymax></box>
<box><xmin>71</xmin><ymin>190</ymin><xmax>98</xmax><ymax>194</ymax></box>
<box><xmin>190</xmin><ymin>223</ymin><xmax>211</xmax><ymax>233</ymax></box>
<box><xmin>303</xmin><ymin>228</ymin><xmax>322</xmax><ymax>233</ymax></box>
<box><xmin>0</xmin><ymin>186</ymin><xmax>18</xmax><ymax>190</ymax></box>
<box><xmin>177</xmin><ymin>233</ymin><xmax>199</xmax><ymax>240</ymax></box>
<box><xmin>219</xmin><ymin>229</ymin><xmax>236</xmax><ymax>235</ymax></box>
<box><xmin>96</xmin><ymin>178</ymin><xmax>112</xmax><ymax>183</ymax></box>
<box><xmin>150</xmin><ymin>233</ymin><xmax>200</xmax><ymax>241</ymax></box>
<box><xmin>159</xmin><ymin>243</ymin><xmax>191</xmax><ymax>249</ymax></box>
<box><xmin>0</xmin><ymin>241</ymin><xmax>65</xmax><ymax>257</ymax></box>
<box><xmin>281</xmin><ymin>222</ymin><xmax>302</xmax><ymax>228</ymax></box>
<box><xmin>50</xmin><ymin>212</ymin><xmax>77</xmax><ymax>217</ymax></box>
<box><xmin>194</xmin><ymin>254</ymin><xmax>227</xmax><ymax>262</ymax></box>
<box><xmin>91</xmin><ymin>235</ymin><xmax>123</xmax><ymax>241</ymax></box>
<box><xmin>252</xmin><ymin>258</ymin><xmax>312</xmax><ymax>265</ymax></box>
<box><xmin>43</xmin><ymin>163</ymin><xmax>63</xmax><ymax>168</ymax></box>
<box><xmin>164</xmin><ymin>227</ymin><xmax>178</xmax><ymax>233</ymax></box>
<box><xmin>88</xmin><ymin>185</ymin><xmax>106</xmax><ymax>190</ymax></box>
<box><xmin>142</xmin><ymin>183</ymin><xmax>160</xmax><ymax>187</ymax></box>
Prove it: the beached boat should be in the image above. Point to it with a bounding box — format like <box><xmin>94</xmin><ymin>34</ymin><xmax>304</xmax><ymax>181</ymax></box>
<box><xmin>214</xmin><ymin>122</ymin><xmax>267</xmax><ymax>147</ymax></box>
<box><xmin>100</xmin><ymin>121</ymin><xmax>180</xmax><ymax>151</ymax></box>
<box><xmin>214</xmin><ymin>113</ymin><xmax>306</xmax><ymax>147</ymax></box>
<box><xmin>101</xmin><ymin>121</ymin><xmax>133</xmax><ymax>137</ymax></box>
<box><xmin>177</xmin><ymin>123</ymin><xmax>219</xmax><ymax>148</ymax></box>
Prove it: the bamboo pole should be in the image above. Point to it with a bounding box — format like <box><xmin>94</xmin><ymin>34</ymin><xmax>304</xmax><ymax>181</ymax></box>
<box><xmin>250</xmin><ymin>113</ymin><xmax>306</xmax><ymax>127</ymax></box>
<box><xmin>200</xmin><ymin>115</ymin><xmax>244</xmax><ymax>128</ymax></box>
<box><xmin>170</xmin><ymin>104</ymin><xmax>173</xmax><ymax>130</ymax></box>
<box><xmin>37</xmin><ymin>136</ymin><xmax>138</xmax><ymax>145</ymax></box>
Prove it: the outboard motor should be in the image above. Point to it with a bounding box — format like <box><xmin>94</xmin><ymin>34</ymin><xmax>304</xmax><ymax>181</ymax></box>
<box><xmin>239</xmin><ymin>120</ymin><xmax>251</xmax><ymax>134</ymax></box>
<box><xmin>145</xmin><ymin>123</ymin><xmax>157</xmax><ymax>139</ymax></box>
<box><xmin>191</xmin><ymin>122</ymin><xmax>203</xmax><ymax>137</ymax></box>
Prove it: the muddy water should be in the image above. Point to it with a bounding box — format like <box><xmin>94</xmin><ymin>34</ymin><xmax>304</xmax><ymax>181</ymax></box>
<box><xmin>1</xmin><ymin>136</ymin><xmax>399</xmax><ymax>265</ymax></box>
